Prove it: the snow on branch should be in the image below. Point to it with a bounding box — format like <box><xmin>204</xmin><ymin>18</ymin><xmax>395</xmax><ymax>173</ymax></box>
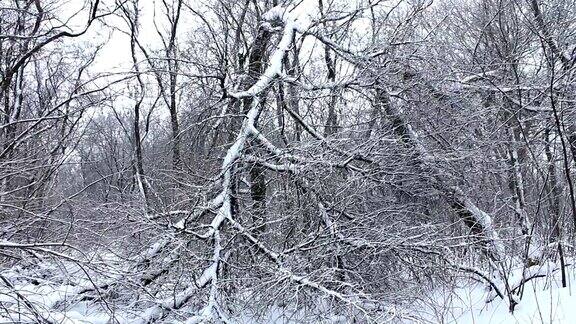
<box><xmin>140</xmin><ymin>12</ymin><xmax>307</xmax><ymax>321</ymax></box>
<box><xmin>138</xmin><ymin>232</ymin><xmax>223</xmax><ymax>323</ymax></box>
<box><xmin>228</xmin><ymin>7</ymin><xmax>305</xmax><ymax>99</ymax></box>
<box><xmin>226</xmin><ymin>217</ymin><xmax>393</xmax><ymax>321</ymax></box>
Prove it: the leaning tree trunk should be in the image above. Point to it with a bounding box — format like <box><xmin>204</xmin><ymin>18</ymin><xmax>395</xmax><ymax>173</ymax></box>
<box><xmin>375</xmin><ymin>83</ymin><xmax>505</xmax><ymax>262</ymax></box>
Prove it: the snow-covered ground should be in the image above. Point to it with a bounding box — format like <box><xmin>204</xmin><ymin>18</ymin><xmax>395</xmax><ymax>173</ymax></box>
<box><xmin>2</xmin><ymin>259</ymin><xmax>576</xmax><ymax>323</ymax></box>
<box><xmin>0</xmin><ymin>262</ymin><xmax>120</xmax><ymax>323</ymax></box>
<box><xmin>427</xmin><ymin>282</ymin><xmax>576</xmax><ymax>323</ymax></box>
<box><xmin>417</xmin><ymin>262</ymin><xmax>576</xmax><ymax>324</ymax></box>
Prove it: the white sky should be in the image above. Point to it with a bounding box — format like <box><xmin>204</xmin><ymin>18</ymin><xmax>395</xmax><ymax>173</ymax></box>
<box><xmin>84</xmin><ymin>0</ymin><xmax>321</xmax><ymax>75</ymax></box>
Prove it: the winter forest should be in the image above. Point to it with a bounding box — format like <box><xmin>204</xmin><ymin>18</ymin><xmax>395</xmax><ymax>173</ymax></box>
<box><xmin>2</xmin><ymin>0</ymin><xmax>576</xmax><ymax>322</ymax></box>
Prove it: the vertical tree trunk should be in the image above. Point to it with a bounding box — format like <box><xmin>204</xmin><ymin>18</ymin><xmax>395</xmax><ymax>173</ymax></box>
<box><xmin>323</xmin><ymin>46</ymin><xmax>338</xmax><ymax>137</ymax></box>
<box><xmin>125</xmin><ymin>0</ymin><xmax>150</xmax><ymax>210</ymax></box>
<box><xmin>167</xmin><ymin>0</ymin><xmax>183</xmax><ymax>171</ymax></box>
<box><xmin>544</xmin><ymin>126</ymin><xmax>567</xmax><ymax>287</ymax></box>
<box><xmin>168</xmin><ymin>59</ymin><xmax>181</xmax><ymax>171</ymax></box>
<box><xmin>364</xmin><ymin>84</ymin><xmax>388</xmax><ymax>139</ymax></box>
<box><xmin>502</xmin><ymin>96</ymin><xmax>531</xmax><ymax>236</ymax></box>
<box><xmin>285</xmin><ymin>44</ymin><xmax>302</xmax><ymax>142</ymax></box>
<box><xmin>569</xmin><ymin>130</ymin><xmax>576</xmax><ymax>166</ymax></box>
<box><xmin>319</xmin><ymin>0</ymin><xmax>338</xmax><ymax>137</ymax></box>
<box><xmin>529</xmin><ymin>0</ymin><xmax>576</xmax><ymax>229</ymax></box>
<box><xmin>239</xmin><ymin>23</ymin><xmax>272</xmax><ymax>232</ymax></box>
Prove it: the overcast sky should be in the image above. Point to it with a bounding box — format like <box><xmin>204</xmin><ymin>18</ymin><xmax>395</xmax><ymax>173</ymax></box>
<box><xmin>78</xmin><ymin>0</ymin><xmax>321</xmax><ymax>75</ymax></box>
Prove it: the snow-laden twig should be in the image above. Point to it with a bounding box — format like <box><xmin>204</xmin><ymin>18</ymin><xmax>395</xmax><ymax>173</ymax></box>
<box><xmin>0</xmin><ymin>273</ymin><xmax>53</xmax><ymax>324</ymax></box>
<box><xmin>226</xmin><ymin>217</ymin><xmax>392</xmax><ymax>322</ymax></box>
<box><xmin>318</xmin><ymin>202</ymin><xmax>374</xmax><ymax>250</ymax></box>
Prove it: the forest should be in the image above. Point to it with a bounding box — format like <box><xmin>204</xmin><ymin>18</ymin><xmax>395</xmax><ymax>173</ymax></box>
<box><xmin>1</xmin><ymin>0</ymin><xmax>576</xmax><ymax>322</ymax></box>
